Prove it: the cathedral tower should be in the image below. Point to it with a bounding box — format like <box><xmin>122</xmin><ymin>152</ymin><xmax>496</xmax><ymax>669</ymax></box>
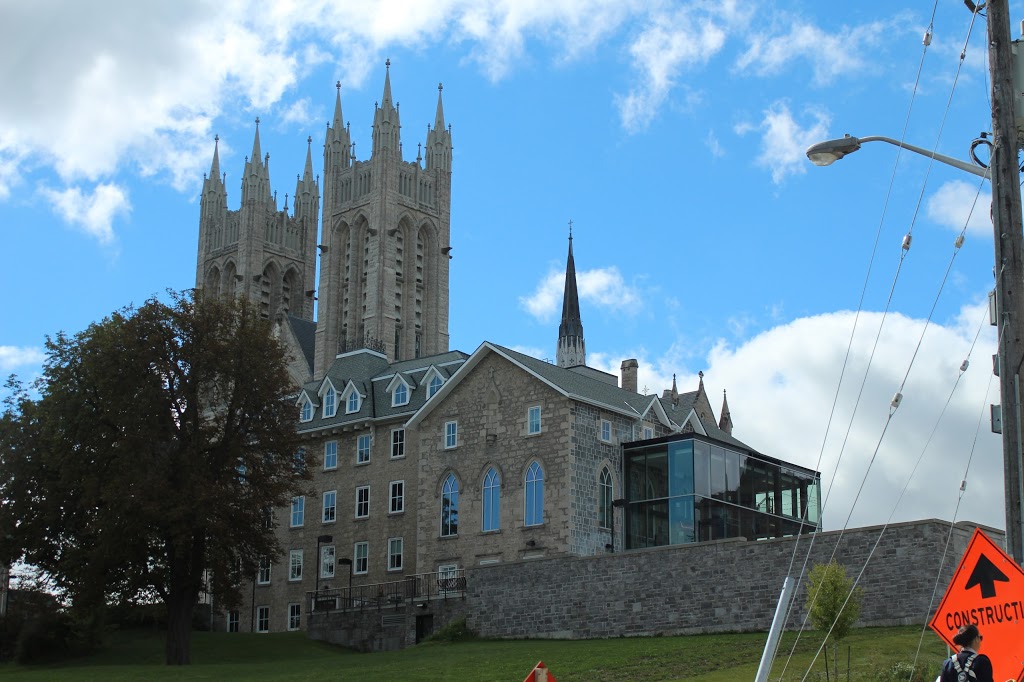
<box><xmin>196</xmin><ymin>121</ymin><xmax>320</xmax><ymax>322</ymax></box>
<box><xmin>313</xmin><ymin>63</ymin><xmax>453</xmax><ymax>377</ymax></box>
<box><xmin>557</xmin><ymin>228</ymin><xmax>586</xmax><ymax>368</ymax></box>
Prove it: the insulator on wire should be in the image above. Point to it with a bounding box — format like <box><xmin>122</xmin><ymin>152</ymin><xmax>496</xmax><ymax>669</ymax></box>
<box><xmin>923</xmin><ymin>30</ymin><xmax>932</xmax><ymax>46</ymax></box>
<box><xmin>955</xmin><ymin>234</ymin><xmax>965</xmax><ymax>249</ymax></box>
<box><xmin>960</xmin><ymin>359</ymin><xmax>970</xmax><ymax>372</ymax></box>
<box><xmin>902</xmin><ymin>233</ymin><xmax>913</xmax><ymax>251</ymax></box>
<box><xmin>891</xmin><ymin>392</ymin><xmax>903</xmax><ymax>409</ymax></box>
<box><xmin>960</xmin><ymin>480</ymin><xmax>967</xmax><ymax>493</ymax></box>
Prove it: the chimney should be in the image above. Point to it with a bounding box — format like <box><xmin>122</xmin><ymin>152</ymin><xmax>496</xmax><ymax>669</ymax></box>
<box><xmin>620</xmin><ymin>358</ymin><xmax>639</xmax><ymax>393</ymax></box>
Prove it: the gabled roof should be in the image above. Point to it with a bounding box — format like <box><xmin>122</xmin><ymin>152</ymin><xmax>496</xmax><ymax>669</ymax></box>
<box><xmin>407</xmin><ymin>342</ymin><xmax>675</xmax><ymax>429</ymax></box>
<box><xmin>296</xmin><ymin>348</ymin><xmax>469</xmax><ymax>434</ymax></box>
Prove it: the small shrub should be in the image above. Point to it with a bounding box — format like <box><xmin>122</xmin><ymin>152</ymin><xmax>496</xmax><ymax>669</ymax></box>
<box><xmin>14</xmin><ymin>610</ymin><xmax>74</xmax><ymax>664</ymax></box>
<box><xmin>426</xmin><ymin>617</ymin><xmax>477</xmax><ymax>643</ymax></box>
<box><xmin>872</xmin><ymin>659</ymin><xmax>942</xmax><ymax>682</ymax></box>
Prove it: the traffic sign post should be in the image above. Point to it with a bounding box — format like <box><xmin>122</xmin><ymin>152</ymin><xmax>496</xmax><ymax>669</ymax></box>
<box><xmin>929</xmin><ymin>528</ymin><xmax>1024</xmax><ymax>682</ymax></box>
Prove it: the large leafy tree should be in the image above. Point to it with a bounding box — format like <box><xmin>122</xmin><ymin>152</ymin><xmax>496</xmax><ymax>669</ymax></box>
<box><xmin>0</xmin><ymin>290</ymin><xmax>309</xmax><ymax>664</ymax></box>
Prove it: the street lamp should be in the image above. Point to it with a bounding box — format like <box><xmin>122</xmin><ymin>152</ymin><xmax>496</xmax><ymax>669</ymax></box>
<box><xmin>805</xmin><ymin>134</ymin><xmax>989</xmax><ymax>178</ymax></box>
<box><xmin>806</xmin><ymin>132</ymin><xmax>1024</xmax><ymax>565</ymax></box>
<box><xmin>314</xmin><ymin>534</ymin><xmax>332</xmax><ymax>600</ymax></box>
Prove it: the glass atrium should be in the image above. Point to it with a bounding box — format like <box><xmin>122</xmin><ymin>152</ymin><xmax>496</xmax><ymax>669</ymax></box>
<box><xmin>623</xmin><ymin>435</ymin><xmax>820</xmax><ymax>549</ymax></box>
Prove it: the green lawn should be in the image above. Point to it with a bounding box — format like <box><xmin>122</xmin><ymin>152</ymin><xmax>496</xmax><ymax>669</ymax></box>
<box><xmin>0</xmin><ymin>626</ymin><xmax>949</xmax><ymax>681</ymax></box>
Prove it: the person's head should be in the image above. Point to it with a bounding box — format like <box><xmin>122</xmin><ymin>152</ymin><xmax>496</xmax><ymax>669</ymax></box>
<box><xmin>952</xmin><ymin>624</ymin><xmax>982</xmax><ymax>650</ymax></box>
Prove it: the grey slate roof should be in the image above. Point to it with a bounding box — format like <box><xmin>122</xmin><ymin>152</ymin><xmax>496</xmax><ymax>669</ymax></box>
<box><xmin>286</xmin><ymin>316</ymin><xmax>317</xmax><ymax>375</ymax></box>
<box><xmin>296</xmin><ymin>349</ymin><xmax>469</xmax><ymax>433</ymax></box>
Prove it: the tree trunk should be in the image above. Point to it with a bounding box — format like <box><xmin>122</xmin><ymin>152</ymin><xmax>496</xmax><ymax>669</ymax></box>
<box><xmin>165</xmin><ymin>589</ymin><xmax>195</xmax><ymax>665</ymax></box>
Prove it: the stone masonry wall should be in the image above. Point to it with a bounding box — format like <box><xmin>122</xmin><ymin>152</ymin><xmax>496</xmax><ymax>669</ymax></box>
<box><xmin>462</xmin><ymin>519</ymin><xmax>1000</xmax><ymax>639</ymax></box>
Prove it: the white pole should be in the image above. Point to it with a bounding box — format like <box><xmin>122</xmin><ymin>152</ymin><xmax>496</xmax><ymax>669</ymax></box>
<box><xmin>755</xmin><ymin>577</ymin><xmax>795</xmax><ymax>682</ymax></box>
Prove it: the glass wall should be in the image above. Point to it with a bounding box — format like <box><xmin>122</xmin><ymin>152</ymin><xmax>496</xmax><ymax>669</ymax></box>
<box><xmin>624</xmin><ymin>435</ymin><xmax>820</xmax><ymax>549</ymax></box>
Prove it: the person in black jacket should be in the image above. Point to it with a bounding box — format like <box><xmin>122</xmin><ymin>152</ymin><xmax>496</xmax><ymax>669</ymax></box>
<box><xmin>940</xmin><ymin>624</ymin><xmax>996</xmax><ymax>682</ymax></box>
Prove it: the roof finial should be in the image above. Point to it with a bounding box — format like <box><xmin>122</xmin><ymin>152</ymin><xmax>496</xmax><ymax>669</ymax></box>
<box><xmin>568</xmin><ymin>219</ymin><xmax>573</xmax><ymax>240</ymax></box>
<box><xmin>386</xmin><ymin>58</ymin><xmax>391</xmax><ymax>70</ymax></box>
<box><xmin>438</xmin><ymin>82</ymin><xmax>443</xmax><ymax>91</ymax></box>
<box><xmin>336</xmin><ymin>80</ymin><xmax>341</xmax><ymax>91</ymax></box>
<box><xmin>255</xmin><ymin>116</ymin><xmax>260</xmax><ymax>127</ymax></box>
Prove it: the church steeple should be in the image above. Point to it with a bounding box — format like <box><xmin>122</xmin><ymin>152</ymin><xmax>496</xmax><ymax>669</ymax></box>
<box><xmin>719</xmin><ymin>389</ymin><xmax>734</xmax><ymax>435</ymax></box>
<box><xmin>557</xmin><ymin>223</ymin><xmax>586</xmax><ymax>368</ymax></box>
<box><xmin>372</xmin><ymin>59</ymin><xmax>401</xmax><ymax>156</ymax></box>
<box><xmin>425</xmin><ymin>83</ymin><xmax>452</xmax><ymax>171</ymax></box>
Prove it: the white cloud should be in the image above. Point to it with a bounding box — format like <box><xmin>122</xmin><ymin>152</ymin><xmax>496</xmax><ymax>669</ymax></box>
<box><xmin>520</xmin><ymin>266</ymin><xmax>642</xmax><ymax>321</ymax></box>
<box><xmin>705</xmin><ymin>130</ymin><xmax>725</xmax><ymax>158</ymax></box>
<box><xmin>0</xmin><ymin>346</ymin><xmax>46</xmax><ymax>373</ymax></box>
<box><xmin>737</xmin><ymin>101</ymin><xmax>830</xmax><ymax>184</ymax></box>
<box><xmin>39</xmin><ymin>183</ymin><xmax>131</xmax><ymax>245</ymax></box>
<box><xmin>926</xmin><ymin>180</ymin><xmax>992</xmax><ymax>238</ymax></box>
<box><xmin>616</xmin><ymin>7</ymin><xmax>728</xmax><ymax>131</ymax></box>
<box><xmin>736</xmin><ymin>18</ymin><xmax>891</xmax><ymax>85</ymax></box>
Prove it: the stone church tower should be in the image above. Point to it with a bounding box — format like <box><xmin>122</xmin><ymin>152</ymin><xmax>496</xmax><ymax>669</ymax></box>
<box><xmin>313</xmin><ymin>62</ymin><xmax>453</xmax><ymax>377</ymax></box>
<box><xmin>195</xmin><ymin>123</ymin><xmax>320</xmax><ymax>322</ymax></box>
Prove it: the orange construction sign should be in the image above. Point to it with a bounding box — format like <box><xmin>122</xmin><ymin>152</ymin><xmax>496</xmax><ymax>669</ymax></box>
<box><xmin>522</xmin><ymin>660</ymin><xmax>557</xmax><ymax>682</ymax></box>
<box><xmin>929</xmin><ymin>528</ymin><xmax>1024</xmax><ymax>682</ymax></box>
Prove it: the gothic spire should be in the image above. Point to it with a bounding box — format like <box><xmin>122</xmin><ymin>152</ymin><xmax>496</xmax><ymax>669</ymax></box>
<box><xmin>382</xmin><ymin>58</ymin><xmax>393</xmax><ymax>109</ymax></box>
<box><xmin>556</xmin><ymin>223</ymin><xmax>586</xmax><ymax>368</ymax></box>
<box><xmin>719</xmin><ymin>389</ymin><xmax>734</xmax><ymax>435</ymax></box>
<box><xmin>434</xmin><ymin>82</ymin><xmax>446</xmax><ymax>131</ymax></box>
<box><xmin>209</xmin><ymin>134</ymin><xmax>221</xmax><ymax>180</ymax></box>
<box><xmin>251</xmin><ymin>117</ymin><xmax>263</xmax><ymax>166</ymax></box>
<box><xmin>332</xmin><ymin>80</ymin><xmax>344</xmax><ymax>130</ymax></box>
<box><xmin>303</xmin><ymin>135</ymin><xmax>314</xmax><ymax>181</ymax></box>
<box><xmin>372</xmin><ymin>60</ymin><xmax>401</xmax><ymax>156</ymax></box>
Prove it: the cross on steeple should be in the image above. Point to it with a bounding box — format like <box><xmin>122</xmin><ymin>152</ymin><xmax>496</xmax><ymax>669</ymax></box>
<box><xmin>568</xmin><ymin>219</ymin><xmax>573</xmax><ymax>240</ymax></box>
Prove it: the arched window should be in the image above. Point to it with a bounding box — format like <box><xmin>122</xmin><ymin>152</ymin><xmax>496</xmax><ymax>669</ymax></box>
<box><xmin>441</xmin><ymin>474</ymin><xmax>459</xmax><ymax>537</ymax></box>
<box><xmin>393</xmin><ymin>383</ymin><xmax>408</xmax><ymax>406</ymax></box>
<box><xmin>525</xmin><ymin>462</ymin><xmax>544</xmax><ymax>526</ymax></box>
<box><xmin>299</xmin><ymin>398</ymin><xmax>312</xmax><ymax>422</ymax></box>
<box><xmin>482</xmin><ymin>468</ymin><xmax>500</xmax><ymax>532</ymax></box>
<box><xmin>323</xmin><ymin>387</ymin><xmax>336</xmax><ymax>417</ymax></box>
<box><xmin>599</xmin><ymin>467</ymin><xmax>613</xmax><ymax>530</ymax></box>
<box><xmin>347</xmin><ymin>390</ymin><xmax>360</xmax><ymax>414</ymax></box>
<box><xmin>428</xmin><ymin>375</ymin><xmax>443</xmax><ymax>398</ymax></box>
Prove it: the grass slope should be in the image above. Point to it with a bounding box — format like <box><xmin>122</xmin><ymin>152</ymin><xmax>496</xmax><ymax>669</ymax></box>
<box><xmin>0</xmin><ymin>626</ymin><xmax>949</xmax><ymax>681</ymax></box>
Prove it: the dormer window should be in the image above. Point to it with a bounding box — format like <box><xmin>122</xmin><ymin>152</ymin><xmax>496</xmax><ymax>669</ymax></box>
<box><xmin>393</xmin><ymin>382</ymin><xmax>409</xmax><ymax>407</ymax></box>
<box><xmin>300</xmin><ymin>398</ymin><xmax>313</xmax><ymax>422</ymax></box>
<box><xmin>323</xmin><ymin>387</ymin><xmax>337</xmax><ymax>418</ymax></box>
<box><xmin>428</xmin><ymin>375</ymin><xmax>443</xmax><ymax>398</ymax></box>
<box><xmin>346</xmin><ymin>389</ymin><xmax>360</xmax><ymax>414</ymax></box>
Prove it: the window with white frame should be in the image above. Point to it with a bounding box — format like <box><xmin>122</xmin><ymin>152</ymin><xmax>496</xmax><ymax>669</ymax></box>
<box><xmin>389</xmin><ymin>480</ymin><xmax>405</xmax><ymax>514</ymax></box>
<box><xmin>322</xmin><ymin>490</ymin><xmax>337</xmax><ymax>523</ymax></box>
<box><xmin>323</xmin><ymin>441</ymin><xmax>338</xmax><ymax>470</ymax></box>
<box><xmin>356</xmin><ymin>434</ymin><xmax>371</xmax><ymax>464</ymax></box>
<box><xmin>293</xmin><ymin>448</ymin><xmax>307</xmax><ymax>475</ymax></box>
<box><xmin>300</xmin><ymin>398</ymin><xmax>312</xmax><ymax>422</ymax></box>
<box><xmin>525</xmin><ymin>462</ymin><xmax>544</xmax><ymax>526</ymax></box>
<box><xmin>355</xmin><ymin>486</ymin><xmax>370</xmax><ymax>519</ymax></box>
<box><xmin>287</xmin><ymin>603</ymin><xmax>301</xmax><ymax>631</ymax></box>
<box><xmin>428</xmin><ymin>375</ymin><xmax>443</xmax><ymax>398</ymax></box>
<box><xmin>441</xmin><ymin>474</ymin><xmax>459</xmax><ymax>537</ymax></box>
<box><xmin>438</xmin><ymin>563</ymin><xmax>459</xmax><ymax>593</ymax></box>
<box><xmin>354</xmin><ymin>542</ymin><xmax>368</xmax><ymax>574</ymax></box>
<box><xmin>257</xmin><ymin>556</ymin><xmax>271</xmax><ymax>584</ymax></box>
<box><xmin>528</xmin><ymin>405</ymin><xmax>541</xmax><ymax>434</ymax></box>
<box><xmin>444</xmin><ymin>421</ymin><xmax>458</xmax><ymax>449</ymax></box>
<box><xmin>643</xmin><ymin>426</ymin><xmax>654</xmax><ymax>440</ymax></box>
<box><xmin>323</xmin><ymin>387</ymin><xmax>337</xmax><ymax>418</ymax></box>
<box><xmin>256</xmin><ymin>606</ymin><xmax>269</xmax><ymax>633</ymax></box>
<box><xmin>599</xmin><ymin>467</ymin><xmax>613</xmax><ymax>530</ymax></box>
<box><xmin>391</xmin><ymin>428</ymin><xmax>405</xmax><ymax>458</ymax></box>
<box><xmin>289</xmin><ymin>550</ymin><xmax>303</xmax><ymax>581</ymax></box>
<box><xmin>290</xmin><ymin>496</ymin><xmax>305</xmax><ymax>527</ymax></box>
<box><xmin>228</xmin><ymin>610</ymin><xmax>239</xmax><ymax>632</ymax></box>
<box><xmin>320</xmin><ymin>545</ymin><xmax>335</xmax><ymax>579</ymax></box>
<box><xmin>388</xmin><ymin>537</ymin><xmax>403</xmax><ymax>571</ymax></box>
<box><xmin>599</xmin><ymin>419</ymin><xmax>612</xmax><ymax>443</ymax></box>
<box><xmin>346</xmin><ymin>389</ymin><xmax>360</xmax><ymax>414</ymax></box>
<box><xmin>392</xmin><ymin>382</ymin><xmax>409</xmax><ymax>406</ymax></box>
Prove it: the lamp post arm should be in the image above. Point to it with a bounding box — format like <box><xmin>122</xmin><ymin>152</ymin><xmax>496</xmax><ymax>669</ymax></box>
<box><xmin>858</xmin><ymin>135</ymin><xmax>990</xmax><ymax>179</ymax></box>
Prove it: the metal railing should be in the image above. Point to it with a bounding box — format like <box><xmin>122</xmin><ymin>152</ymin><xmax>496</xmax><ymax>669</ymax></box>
<box><xmin>307</xmin><ymin>569</ymin><xmax>466</xmax><ymax>613</ymax></box>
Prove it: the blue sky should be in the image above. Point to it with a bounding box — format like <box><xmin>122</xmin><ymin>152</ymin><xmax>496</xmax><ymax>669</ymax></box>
<box><xmin>0</xmin><ymin>1</ymin><xmax>1011</xmax><ymax>532</ymax></box>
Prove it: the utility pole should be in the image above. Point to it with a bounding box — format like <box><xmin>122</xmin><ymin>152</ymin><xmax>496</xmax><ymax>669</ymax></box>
<box><xmin>988</xmin><ymin>0</ymin><xmax>1024</xmax><ymax>564</ymax></box>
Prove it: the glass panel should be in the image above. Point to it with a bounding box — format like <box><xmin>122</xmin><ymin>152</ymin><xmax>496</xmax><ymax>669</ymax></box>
<box><xmin>709</xmin><ymin>446</ymin><xmax>726</xmax><ymax>500</ymax></box>
<box><xmin>693</xmin><ymin>441</ymin><xmax>710</xmax><ymax>497</ymax></box>
<box><xmin>807</xmin><ymin>478</ymin><xmax>821</xmax><ymax>525</ymax></box>
<box><xmin>669</xmin><ymin>496</ymin><xmax>695</xmax><ymax>544</ymax></box>
<box><xmin>646</xmin><ymin>449</ymin><xmax>669</xmax><ymax>500</ymax></box>
<box><xmin>627</xmin><ymin>449</ymin><xmax>647</xmax><ymax>501</ymax></box>
<box><xmin>726</xmin><ymin>451</ymin><xmax>741</xmax><ymax>504</ymax></box>
<box><xmin>668</xmin><ymin>440</ymin><xmax>693</xmax><ymax>497</ymax></box>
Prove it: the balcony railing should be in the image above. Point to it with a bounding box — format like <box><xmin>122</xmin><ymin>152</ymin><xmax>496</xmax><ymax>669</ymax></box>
<box><xmin>307</xmin><ymin>569</ymin><xmax>466</xmax><ymax>613</ymax></box>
